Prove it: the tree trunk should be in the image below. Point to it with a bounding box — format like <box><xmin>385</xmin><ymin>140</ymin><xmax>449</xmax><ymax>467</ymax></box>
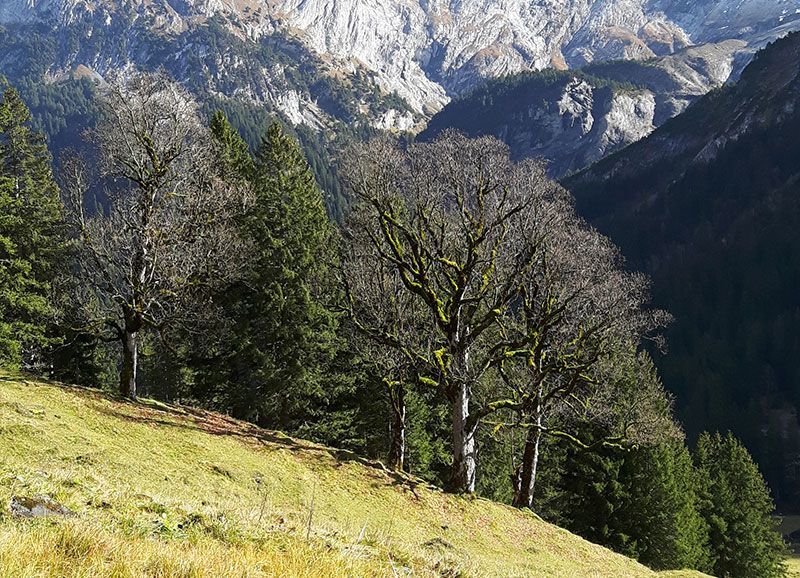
<box><xmin>120</xmin><ymin>328</ymin><xmax>138</xmax><ymax>399</ymax></box>
<box><xmin>513</xmin><ymin>411</ymin><xmax>542</xmax><ymax>509</ymax></box>
<box><xmin>387</xmin><ymin>383</ymin><xmax>406</xmax><ymax>471</ymax></box>
<box><xmin>450</xmin><ymin>380</ymin><xmax>477</xmax><ymax>493</ymax></box>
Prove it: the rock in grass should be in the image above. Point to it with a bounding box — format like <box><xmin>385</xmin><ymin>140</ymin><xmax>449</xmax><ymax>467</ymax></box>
<box><xmin>10</xmin><ymin>495</ymin><xmax>75</xmax><ymax>519</ymax></box>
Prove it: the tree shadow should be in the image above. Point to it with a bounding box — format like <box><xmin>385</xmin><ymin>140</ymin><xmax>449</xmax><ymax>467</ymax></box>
<box><xmin>85</xmin><ymin>393</ymin><xmax>439</xmax><ymax>497</ymax></box>
<box><xmin>2</xmin><ymin>371</ymin><xmax>443</xmax><ymax>498</ymax></box>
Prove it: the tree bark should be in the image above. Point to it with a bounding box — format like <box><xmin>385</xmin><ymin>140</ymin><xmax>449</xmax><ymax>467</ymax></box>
<box><xmin>120</xmin><ymin>328</ymin><xmax>138</xmax><ymax>399</ymax></box>
<box><xmin>387</xmin><ymin>383</ymin><xmax>406</xmax><ymax>471</ymax></box>
<box><xmin>513</xmin><ymin>410</ymin><xmax>543</xmax><ymax>509</ymax></box>
<box><xmin>450</xmin><ymin>380</ymin><xmax>477</xmax><ymax>493</ymax></box>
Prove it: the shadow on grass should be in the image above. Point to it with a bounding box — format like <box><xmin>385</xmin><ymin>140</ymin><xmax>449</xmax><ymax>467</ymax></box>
<box><xmin>2</xmin><ymin>371</ymin><xmax>439</xmax><ymax>497</ymax></box>
<box><xmin>83</xmin><ymin>391</ymin><xmax>435</xmax><ymax>497</ymax></box>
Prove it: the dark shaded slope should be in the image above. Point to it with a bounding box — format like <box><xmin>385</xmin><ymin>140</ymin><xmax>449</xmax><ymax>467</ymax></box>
<box><xmin>564</xmin><ymin>32</ymin><xmax>800</xmax><ymax>508</ymax></box>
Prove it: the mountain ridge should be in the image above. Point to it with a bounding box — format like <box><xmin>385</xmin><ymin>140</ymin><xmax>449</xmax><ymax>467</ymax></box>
<box><xmin>1</xmin><ymin>0</ymin><xmax>798</xmax><ymax>123</ymax></box>
<box><xmin>421</xmin><ymin>37</ymin><xmax>750</xmax><ymax>176</ymax></box>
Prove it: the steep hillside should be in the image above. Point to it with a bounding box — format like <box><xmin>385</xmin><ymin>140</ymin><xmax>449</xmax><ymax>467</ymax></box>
<box><xmin>564</xmin><ymin>32</ymin><xmax>800</xmax><ymax>509</ymax></box>
<box><xmin>422</xmin><ymin>70</ymin><xmax>656</xmax><ymax>177</ymax></box>
<box><xmin>0</xmin><ymin>371</ymin><xmax>710</xmax><ymax>577</ymax></box>
<box><xmin>568</xmin><ymin>32</ymin><xmax>800</xmax><ymax>220</ymax></box>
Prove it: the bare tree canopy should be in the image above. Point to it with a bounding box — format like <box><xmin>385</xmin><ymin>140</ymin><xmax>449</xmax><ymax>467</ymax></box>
<box><xmin>343</xmin><ymin>132</ymin><xmax>571</xmax><ymax>492</ymax></box>
<box><xmin>493</xmin><ymin>202</ymin><xmax>674</xmax><ymax>507</ymax></box>
<box><xmin>62</xmin><ymin>73</ymin><xmax>247</xmax><ymax>398</ymax></box>
<box><xmin>341</xmin><ymin>203</ymin><xmax>435</xmax><ymax>471</ymax></box>
<box><xmin>342</xmin><ymin>131</ymin><xmax>673</xmax><ymax>496</ymax></box>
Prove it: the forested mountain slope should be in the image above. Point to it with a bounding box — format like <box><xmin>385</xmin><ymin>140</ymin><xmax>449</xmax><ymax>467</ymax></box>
<box><xmin>565</xmin><ymin>31</ymin><xmax>800</xmax><ymax>509</ymax></box>
<box><xmin>0</xmin><ymin>372</ymin><xmax>709</xmax><ymax>578</ymax></box>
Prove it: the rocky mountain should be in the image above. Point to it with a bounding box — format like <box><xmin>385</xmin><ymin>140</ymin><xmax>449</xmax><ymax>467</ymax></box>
<box><xmin>0</xmin><ymin>5</ymin><xmax>415</xmax><ymax>132</ymax></box>
<box><xmin>0</xmin><ymin>0</ymin><xmax>798</xmax><ymax>129</ymax></box>
<box><xmin>564</xmin><ymin>31</ymin><xmax>800</xmax><ymax>509</ymax></box>
<box><xmin>0</xmin><ymin>0</ymin><xmax>795</xmax><ymax>193</ymax></box>
<box><xmin>422</xmin><ymin>39</ymin><xmax>748</xmax><ymax>176</ymax></box>
<box><xmin>423</xmin><ymin>70</ymin><xmax>659</xmax><ymax>177</ymax></box>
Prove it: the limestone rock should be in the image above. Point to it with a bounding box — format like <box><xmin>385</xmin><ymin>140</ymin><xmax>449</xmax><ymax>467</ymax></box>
<box><xmin>0</xmin><ymin>0</ymin><xmax>796</xmax><ymax>119</ymax></box>
<box><xmin>10</xmin><ymin>495</ymin><xmax>76</xmax><ymax>519</ymax></box>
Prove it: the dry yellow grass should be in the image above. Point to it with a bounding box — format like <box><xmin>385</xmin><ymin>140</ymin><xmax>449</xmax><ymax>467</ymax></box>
<box><xmin>0</xmin><ymin>521</ymin><xmax>385</xmax><ymax>578</ymax></box>
<box><xmin>0</xmin><ymin>372</ymin><xmax>712</xmax><ymax>577</ymax></box>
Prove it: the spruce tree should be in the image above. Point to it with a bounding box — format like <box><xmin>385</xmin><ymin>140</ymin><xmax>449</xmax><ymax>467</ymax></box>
<box><xmin>694</xmin><ymin>432</ymin><xmax>786</xmax><ymax>578</ymax></box>
<box><xmin>540</xmin><ymin>433</ymin><xmax>711</xmax><ymax>572</ymax></box>
<box><xmin>620</xmin><ymin>442</ymin><xmax>711</xmax><ymax>571</ymax></box>
<box><xmin>209</xmin><ymin>110</ymin><xmax>254</xmax><ymax>181</ymax></box>
<box><xmin>546</xmin><ymin>430</ymin><xmax>636</xmax><ymax>557</ymax></box>
<box><xmin>0</xmin><ymin>84</ymin><xmax>63</xmax><ymax>368</ymax></box>
<box><xmin>201</xmin><ymin>118</ymin><xmax>344</xmax><ymax>436</ymax></box>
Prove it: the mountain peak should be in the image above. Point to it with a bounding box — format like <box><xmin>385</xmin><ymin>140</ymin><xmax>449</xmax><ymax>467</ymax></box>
<box><xmin>3</xmin><ymin>0</ymin><xmax>797</xmax><ymax>116</ymax></box>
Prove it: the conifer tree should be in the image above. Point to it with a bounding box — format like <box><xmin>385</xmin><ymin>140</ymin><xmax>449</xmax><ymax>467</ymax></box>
<box><xmin>540</xmin><ymin>432</ymin><xmax>710</xmax><ymax>572</ymax></box>
<box><xmin>209</xmin><ymin>110</ymin><xmax>254</xmax><ymax>181</ymax></box>
<box><xmin>694</xmin><ymin>432</ymin><xmax>786</xmax><ymax>578</ymax></box>
<box><xmin>544</xmin><ymin>429</ymin><xmax>634</xmax><ymax>555</ymax></box>
<box><xmin>621</xmin><ymin>441</ymin><xmax>711</xmax><ymax>571</ymax></box>
<box><xmin>0</xmin><ymin>84</ymin><xmax>63</xmax><ymax>368</ymax></box>
<box><xmin>200</xmin><ymin>119</ymin><xmax>342</xmax><ymax>433</ymax></box>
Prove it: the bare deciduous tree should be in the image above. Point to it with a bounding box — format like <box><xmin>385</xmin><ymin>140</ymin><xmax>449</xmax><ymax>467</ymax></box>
<box><xmin>62</xmin><ymin>74</ymin><xmax>247</xmax><ymax>398</ymax></box>
<box><xmin>493</xmin><ymin>221</ymin><xmax>674</xmax><ymax>508</ymax></box>
<box><xmin>341</xmin><ymin>204</ymin><xmax>434</xmax><ymax>471</ymax></box>
<box><xmin>343</xmin><ymin>132</ymin><xmax>675</xmax><ymax>497</ymax></box>
<box><xmin>343</xmin><ymin>132</ymin><xmax>569</xmax><ymax>493</ymax></box>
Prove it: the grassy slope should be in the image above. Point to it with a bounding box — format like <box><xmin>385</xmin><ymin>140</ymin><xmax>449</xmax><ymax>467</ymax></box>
<box><xmin>0</xmin><ymin>372</ymin><xmax>710</xmax><ymax>578</ymax></box>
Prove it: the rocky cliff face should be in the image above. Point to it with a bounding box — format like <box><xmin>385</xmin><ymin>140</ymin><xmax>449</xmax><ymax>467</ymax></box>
<box><xmin>501</xmin><ymin>79</ymin><xmax>658</xmax><ymax>176</ymax></box>
<box><xmin>423</xmin><ymin>74</ymin><xmax>658</xmax><ymax>176</ymax></box>
<box><xmin>0</xmin><ymin>2</ymin><xmax>423</xmax><ymax>134</ymax></box>
<box><xmin>1</xmin><ymin>0</ymin><xmax>797</xmax><ymax>119</ymax></box>
<box><xmin>421</xmin><ymin>36</ymin><xmax>750</xmax><ymax>176</ymax></box>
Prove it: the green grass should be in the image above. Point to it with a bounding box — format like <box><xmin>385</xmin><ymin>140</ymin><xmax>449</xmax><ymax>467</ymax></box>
<box><xmin>0</xmin><ymin>372</ymin><xmax>713</xmax><ymax>577</ymax></box>
<box><xmin>784</xmin><ymin>514</ymin><xmax>800</xmax><ymax>575</ymax></box>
